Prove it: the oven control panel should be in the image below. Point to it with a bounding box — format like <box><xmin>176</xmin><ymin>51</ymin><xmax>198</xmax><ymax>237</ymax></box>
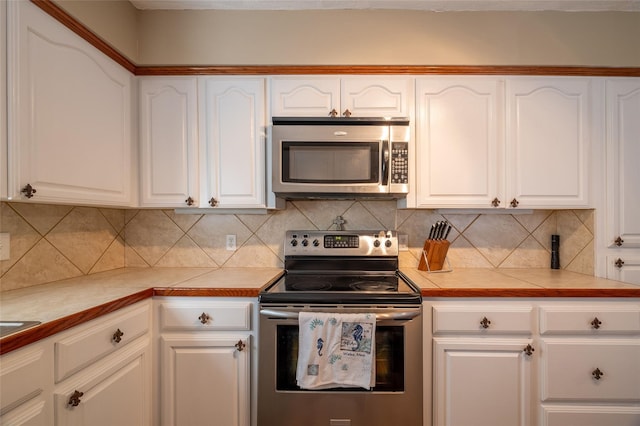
<box><xmin>285</xmin><ymin>230</ymin><xmax>397</xmax><ymax>256</ymax></box>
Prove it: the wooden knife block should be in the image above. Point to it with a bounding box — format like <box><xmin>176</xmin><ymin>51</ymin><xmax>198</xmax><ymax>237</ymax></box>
<box><xmin>418</xmin><ymin>239</ymin><xmax>450</xmax><ymax>272</ymax></box>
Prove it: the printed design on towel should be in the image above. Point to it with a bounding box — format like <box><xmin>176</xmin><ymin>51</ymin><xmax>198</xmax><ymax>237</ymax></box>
<box><xmin>329</xmin><ymin>354</ymin><xmax>342</xmax><ymax>365</ymax></box>
<box><xmin>341</xmin><ymin>322</ymin><xmax>373</xmax><ymax>354</ymax></box>
<box><xmin>297</xmin><ymin>312</ymin><xmax>376</xmax><ymax>389</ymax></box>
<box><xmin>309</xmin><ymin>318</ymin><xmax>324</xmax><ymax>329</ymax></box>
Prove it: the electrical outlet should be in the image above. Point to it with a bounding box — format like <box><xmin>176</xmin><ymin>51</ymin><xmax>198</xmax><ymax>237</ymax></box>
<box><xmin>0</xmin><ymin>233</ymin><xmax>10</xmax><ymax>260</ymax></box>
<box><xmin>226</xmin><ymin>235</ymin><xmax>236</xmax><ymax>251</ymax></box>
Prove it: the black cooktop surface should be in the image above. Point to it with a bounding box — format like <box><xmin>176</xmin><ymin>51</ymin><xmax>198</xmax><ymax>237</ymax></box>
<box><xmin>259</xmin><ymin>271</ymin><xmax>422</xmax><ymax>305</ymax></box>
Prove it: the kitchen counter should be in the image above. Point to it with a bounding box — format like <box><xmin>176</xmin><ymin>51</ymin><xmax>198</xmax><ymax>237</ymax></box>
<box><xmin>404</xmin><ymin>267</ymin><xmax>640</xmax><ymax>297</ymax></box>
<box><xmin>0</xmin><ymin>267</ymin><xmax>283</xmax><ymax>354</ymax></box>
<box><xmin>1</xmin><ymin>266</ymin><xmax>639</xmax><ymax>354</ymax></box>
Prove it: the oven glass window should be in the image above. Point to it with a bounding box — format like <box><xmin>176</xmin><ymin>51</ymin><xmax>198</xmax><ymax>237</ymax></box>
<box><xmin>275</xmin><ymin>325</ymin><xmax>404</xmax><ymax>392</ymax></box>
<box><xmin>282</xmin><ymin>142</ymin><xmax>379</xmax><ymax>183</ymax></box>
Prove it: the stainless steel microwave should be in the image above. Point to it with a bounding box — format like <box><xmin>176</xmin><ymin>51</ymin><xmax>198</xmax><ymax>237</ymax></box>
<box><xmin>271</xmin><ymin>117</ymin><xmax>410</xmax><ymax>198</ymax></box>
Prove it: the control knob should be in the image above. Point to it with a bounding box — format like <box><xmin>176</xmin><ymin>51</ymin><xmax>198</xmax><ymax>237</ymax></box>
<box><xmin>302</xmin><ymin>239</ymin><xmax>309</xmax><ymax>247</ymax></box>
<box><xmin>313</xmin><ymin>239</ymin><xmax>320</xmax><ymax>247</ymax></box>
<box><xmin>290</xmin><ymin>239</ymin><xmax>298</xmax><ymax>247</ymax></box>
<box><xmin>373</xmin><ymin>240</ymin><xmax>381</xmax><ymax>248</ymax></box>
<box><xmin>385</xmin><ymin>240</ymin><xmax>392</xmax><ymax>248</ymax></box>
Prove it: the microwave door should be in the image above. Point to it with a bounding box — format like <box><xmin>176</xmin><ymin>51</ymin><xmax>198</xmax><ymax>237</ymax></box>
<box><xmin>279</xmin><ymin>141</ymin><xmax>383</xmax><ymax>192</ymax></box>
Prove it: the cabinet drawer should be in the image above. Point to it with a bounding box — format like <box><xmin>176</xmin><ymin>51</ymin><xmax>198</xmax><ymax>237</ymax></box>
<box><xmin>432</xmin><ymin>305</ymin><xmax>533</xmax><ymax>334</ymax></box>
<box><xmin>54</xmin><ymin>302</ymin><xmax>150</xmax><ymax>382</ymax></box>
<box><xmin>542</xmin><ymin>405</ymin><xmax>640</xmax><ymax>426</ymax></box>
<box><xmin>159</xmin><ymin>301</ymin><xmax>252</xmax><ymax>331</ymax></box>
<box><xmin>0</xmin><ymin>345</ymin><xmax>47</xmax><ymax>414</ymax></box>
<box><xmin>542</xmin><ymin>339</ymin><xmax>640</xmax><ymax>401</ymax></box>
<box><xmin>540</xmin><ymin>305</ymin><xmax>640</xmax><ymax>334</ymax></box>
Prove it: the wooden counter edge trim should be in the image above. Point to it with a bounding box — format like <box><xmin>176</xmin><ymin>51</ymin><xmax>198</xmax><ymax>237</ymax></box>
<box><xmin>0</xmin><ymin>288</ymin><xmax>153</xmax><ymax>356</ymax></box>
<box><xmin>421</xmin><ymin>288</ymin><xmax>640</xmax><ymax>297</ymax></box>
<box><xmin>152</xmin><ymin>287</ymin><xmax>261</xmax><ymax>297</ymax></box>
<box><xmin>28</xmin><ymin>1</ymin><xmax>640</xmax><ymax>78</ymax></box>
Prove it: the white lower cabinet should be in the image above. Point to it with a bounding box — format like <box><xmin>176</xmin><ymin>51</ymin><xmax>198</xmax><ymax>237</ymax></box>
<box><xmin>156</xmin><ymin>298</ymin><xmax>254</xmax><ymax>426</ymax></box>
<box><xmin>0</xmin><ymin>344</ymin><xmax>51</xmax><ymax>426</ymax></box>
<box><xmin>427</xmin><ymin>299</ymin><xmax>640</xmax><ymax>426</ymax></box>
<box><xmin>430</xmin><ymin>302</ymin><xmax>536</xmax><ymax>426</ymax></box>
<box><xmin>53</xmin><ymin>338</ymin><xmax>151</xmax><ymax>426</ymax></box>
<box><xmin>0</xmin><ymin>300</ymin><xmax>152</xmax><ymax>426</ymax></box>
<box><xmin>539</xmin><ymin>302</ymin><xmax>640</xmax><ymax>426</ymax></box>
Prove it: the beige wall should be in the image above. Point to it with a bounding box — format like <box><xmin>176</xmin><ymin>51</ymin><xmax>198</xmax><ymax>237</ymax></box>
<box><xmin>54</xmin><ymin>0</ymin><xmax>140</xmax><ymax>62</ymax></box>
<box><xmin>53</xmin><ymin>2</ymin><xmax>640</xmax><ymax>67</ymax></box>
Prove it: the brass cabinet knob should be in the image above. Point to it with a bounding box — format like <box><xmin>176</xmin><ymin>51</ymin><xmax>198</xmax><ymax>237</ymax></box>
<box><xmin>491</xmin><ymin>197</ymin><xmax>501</xmax><ymax>207</ymax></box>
<box><xmin>235</xmin><ymin>340</ymin><xmax>246</xmax><ymax>352</ymax></box>
<box><xmin>614</xmin><ymin>236</ymin><xmax>624</xmax><ymax>246</ymax></box>
<box><xmin>198</xmin><ymin>312</ymin><xmax>210</xmax><ymax>324</ymax></box>
<box><xmin>480</xmin><ymin>317</ymin><xmax>491</xmax><ymax>329</ymax></box>
<box><xmin>209</xmin><ymin>197</ymin><xmax>218</xmax><ymax>207</ymax></box>
<box><xmin>615</xmin><ymin>258</ymin><xmax>625</xmax><ymax>269</ymax></box>
<box><xmin>68</xmin><ymin>390</ymin><xmax>84</xmax><ymax>407</ymax></box>
<box><xmin>590</xmin><ymin>317</ymin><xmax>602</xmax><ymax>329</ymax></box>
<box><xmin>112</xmin><ymin>328</ymin><xmax>124</xmax><ymax>343</ymax></box>
<box><xmin>510</xmin><ymin>198</ymin><xmax>519</xmax><ymax>208</ymax></box>
<box><xmin>342</xmin><ymin>109</ymin><xmax>352</xmax><ymax>117</ymax></box>
<box><xmin>185</xmin><ymin>196</ymin><xmax>195</xmax><ymax>206</ymax></box>
<box><xmin>329</xmin><ymin>109</ymin><xmax>338</xmax><ymax>117</ymax></box>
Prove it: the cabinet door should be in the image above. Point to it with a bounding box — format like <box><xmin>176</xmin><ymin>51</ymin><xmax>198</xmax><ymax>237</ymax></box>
<box><xmin>433</xmin><ymin>337</ymin><xmax>535</xmax><ymax>426</ymax></box>
<box><xmin>606</xmin><ymin>79</ymin><xmax>640</xmax><ymax>248</ymax></box>
<box><xmin>341</xmin><ymin>76</ymin><xmax>413</xmax><ymax>118</ymax></box>
<box><xmin>607</xmin><ymin>255</ymin><xmax>640</xmax><ymax>285</ymax></box>
<box><xmin>139</xmin><ymin>77</ymin><xmax>199</xmax><ymax>208</ymax></box>
<box><xmin>416</xmin><ymin>78</ymin><xmax>503</xmax><ymax>208</ymax></box>
<box><xmin>199</xmin><ymin>78</ymin><xmax>266</xmax><ymax>208</ymax></box>
<box><xmin>506</xmin><ymin>78</ymin><xmax>591</xmax><ymax>208</ymax></box>
<box><xmin>0</xmin><ymin>344</ymin><xmax>51</xmax><ymax>425</ymax></box>
<box><xmin>54</xmin><ymin>339</ymin><xmax>151</xmax><ymax>426</ymax></box>
<box><xmin>6</xmin><ymin>1</ymin><xmax>133</xmax><ymax>206</ymax></box>
<box><xmin>160</xmin><ymin>334</ymin><xmax>250</xmax><ymax>426</ymax></box>
<box><xmin>270</xmin><ymin>77</ymin><xmax>340</xmax><ymax>117</ymax></box>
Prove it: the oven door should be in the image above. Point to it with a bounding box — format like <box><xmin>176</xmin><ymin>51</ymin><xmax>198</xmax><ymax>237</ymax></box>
<box><xmin>272</xmin><ymin>124</ymin><xmax>390</xmax><ymax>195</ymax></box>
<box><xmin>258</xmin><ymin>305</ymin><xmax>422</xmax><ymax>426</ymax></box>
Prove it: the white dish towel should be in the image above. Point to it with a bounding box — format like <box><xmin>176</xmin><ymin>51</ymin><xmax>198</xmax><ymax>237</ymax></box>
<box><xmin>296</xmin><ymin>312</ymin><xmax>376</xmax><ymax>390</ymax></box>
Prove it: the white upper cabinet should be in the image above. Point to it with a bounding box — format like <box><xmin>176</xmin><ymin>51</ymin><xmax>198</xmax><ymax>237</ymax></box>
<box><xmin>415</xmin><ymin>77</ymin><xmax>592</xmax><ymax>209</ymax></box>
<box><xmin>6</xmin><ymin>1</ymin><xmax>133</xmax><ymax>206</ymax></box>
<box><xmin>415</xmin><ymin>78</ymin><xmax>503</xmax><ymax>208</ymax></box>
<box><xmin>505</xmin><ymin>78</ymin><xmax>591</xmax><ymax>209</ymax></box>
<box><xmin>199</xmin><ymin>77</ymin><xmax>266</xmax><ymax>208</ymax></box>
<box><xmin>605</xmin><ymin>79</ymin><xmax>640</xmax><ymax>248</ymax></box>
<box><xmin>270</xmin><ymin>76</ymin><xmax>413</xmax><ymax>118</ymax></box>
<box><xmin>139</xmin><ymin>77</ymin><xmax>199</xmax><ymax>208</ymax></box>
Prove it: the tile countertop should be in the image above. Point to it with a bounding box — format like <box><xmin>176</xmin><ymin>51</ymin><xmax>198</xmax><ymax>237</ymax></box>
<box><xmin>0</xmin><ymin>267</ymin><xmax>284</xmax><ymax>355</ymax></box>
<box><xmin>2</xmin><ymin>266</ymin><xmax>640</xmax><ymax>355</ymax></box>
<box><xmin>404</xmin><ymin>268</ymin><xmax>640</xmax><ymax>297</ymax></box>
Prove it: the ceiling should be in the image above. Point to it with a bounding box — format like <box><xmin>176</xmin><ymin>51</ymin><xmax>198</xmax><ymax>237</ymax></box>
<box><xmin>129</xmin><ymin>0</ymin><xmax>640</xmax><ymax>11</ymax></box>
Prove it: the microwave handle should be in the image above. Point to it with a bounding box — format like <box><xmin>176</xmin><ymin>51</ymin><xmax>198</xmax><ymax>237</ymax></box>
<box><xmin>381</xmin><ymin>140</ymin><xmax>390</xmax><ymax>185</ymax></box>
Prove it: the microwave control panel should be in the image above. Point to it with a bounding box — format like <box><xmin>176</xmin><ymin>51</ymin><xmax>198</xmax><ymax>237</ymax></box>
<box><xmin>391</xmin><ymin>142</ymin><xmax>409</xmax><ymax>184</ymax></box>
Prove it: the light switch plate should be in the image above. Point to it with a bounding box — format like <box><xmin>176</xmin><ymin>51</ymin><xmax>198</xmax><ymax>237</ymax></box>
<box><xmin>0</xmin><ymin>233</ymin><xmax>9</xmax><ymax>260</ymax></box>
<box><xmin>226</xmin><ymin>234</ymin><xmax>236</xmax><ymax>251</ymax></box>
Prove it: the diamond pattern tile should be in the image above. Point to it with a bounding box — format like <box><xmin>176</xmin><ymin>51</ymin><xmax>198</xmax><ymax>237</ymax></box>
<box><xmin>0</xmin><ymin>200</ymin><xmax>597</xmax><ymax>291</ymax></box>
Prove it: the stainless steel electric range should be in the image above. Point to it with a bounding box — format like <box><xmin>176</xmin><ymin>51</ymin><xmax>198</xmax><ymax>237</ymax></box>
<box><xmin>258</xmin><ymin>230</ymin><xmax>423</xmax><ymax>426</ymax></box>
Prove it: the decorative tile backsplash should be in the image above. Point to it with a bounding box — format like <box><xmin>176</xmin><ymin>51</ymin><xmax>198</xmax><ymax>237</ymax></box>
<box><xmin>0</xmin><ymin>201</ymin><xmax>594</xmax><ymax>291</ymax></box>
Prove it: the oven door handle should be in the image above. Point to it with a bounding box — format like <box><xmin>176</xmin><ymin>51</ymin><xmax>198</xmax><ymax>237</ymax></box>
<box><xmin>259</xmin><ymin>309</ymin><xmax>421</xmax><ymax>321</ymax></box>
